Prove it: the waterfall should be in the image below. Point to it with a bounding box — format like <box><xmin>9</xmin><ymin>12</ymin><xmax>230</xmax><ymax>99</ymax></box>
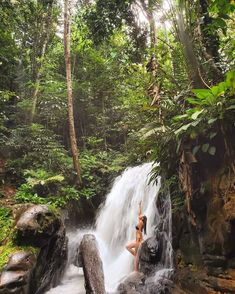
<box><xmin>95</xmin><ymin>162</ymin><xmax>161</xmax><ymax>290</ymax></box>
<box><xmin>46</xmin><ymin>162</ymin><xmax>173</xmax><ymax>293</ymax></box>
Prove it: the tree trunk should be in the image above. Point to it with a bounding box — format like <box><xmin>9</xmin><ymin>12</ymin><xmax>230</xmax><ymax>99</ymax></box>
<box><xmin>147</xmin><ymin>8</ymin><xmax>156</xmax><ymax>49</ymax></box>
<box><xmin>30</xmin><ymin>1</ymin><xmax>54</xmax><ymax>123</ymax></box>
<box><xmin>139</xmin><ymin>0</ymin><xmax>157</xmax><ymax>49</ymax></box>
<box><xmin>176</xmin><ymin>9</ymin><xmax>204</xmax><ymax>88</ymax></box>
<box><xmin>64</xmin><ymin>0</ymin><xmax>82</xmax><ymax>185</ymax></box>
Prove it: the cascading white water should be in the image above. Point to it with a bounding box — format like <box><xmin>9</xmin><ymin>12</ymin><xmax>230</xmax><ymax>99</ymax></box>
<box><xmin>46</xmin><ymin>162</ymin><xmax>173</xmax><ymax>293</ymax></box>
<box><xmin>95</xmin><ymin>162</ymin><xmax>161</xmax><ymax>291</ymax></box>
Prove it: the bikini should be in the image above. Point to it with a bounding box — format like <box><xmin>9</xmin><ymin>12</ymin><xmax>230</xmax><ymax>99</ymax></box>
<box><xmin>136</xmin><ymin>225</ymin><xmax>143</xmax><ymax>243</ymax></box>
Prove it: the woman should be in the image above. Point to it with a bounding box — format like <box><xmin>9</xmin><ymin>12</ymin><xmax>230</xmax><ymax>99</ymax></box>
<box><xmin>126</xmin><ymin>201</ymin><xmax>147</xmax><ymax>271</ymax></box>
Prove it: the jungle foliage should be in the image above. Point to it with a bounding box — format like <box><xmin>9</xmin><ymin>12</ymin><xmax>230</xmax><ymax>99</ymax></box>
<box><xmin>0</xmin><ymin>0</ymin><xmax>235</xmax><ymax>211</ymax></box>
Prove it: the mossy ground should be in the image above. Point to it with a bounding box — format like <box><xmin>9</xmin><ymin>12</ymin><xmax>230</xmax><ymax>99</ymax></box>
<box><xmin>0</xmin><ymin>207</ymin><xmax>38</xmax><ymax>270</ymax></box>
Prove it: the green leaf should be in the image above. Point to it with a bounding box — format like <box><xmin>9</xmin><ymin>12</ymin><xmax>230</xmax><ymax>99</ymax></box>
<box><xmin>186</xmin><ymin>97</ymin><xmax>201</xmax><ymax>105</ymax></box>
<box><xmin>208</xmin><ymin>118</ymin><xmax>217</xmax><ymax>124</ymax></box>
<box><xmin>226</xmin><ymin>70</ymin><xmax>235</xmax><ymax>89</ymax></box>
<box><xmin>208</xmin><ymin>146</ymin><xmax>216</xmax><ymax>156</ymax></box>
<box><xmin>110</xmin><ymin>52</ymin><xmax>117</xmax><ymax>58</ymax></box>
<box><xmin>191</xmin><ymin>109</ymin><xmax>204</xmax><ymax>120</ymax></box>
<box><xmin>211</xmin><ymin>82</ymin><xmax>226</xmax><ymax>96</ymax></box>
<box><xmin>192</xmin><ymin>89</ymin><xmax>212</xmax><ymax>99</ymax></box>
<box><xmin>191</xmin><ymin>120</ymin><xmax>201</xmax><ymax>127</ymax></box>
<box><xmin>202</xmin><ymin>143</ymin><xmax>209</xmax><ymax>153</ymax></box>
<box><xmin>213</xmin><ymin>17</ymin><xmax>227</xmax><ymax>28</ymax></box>
<box><xmin>174</xmin><ymin>122</ymin><xmax>193</xmax><ymax>135</ymax></box>
<box><xmin>173</xmin><ymin>114</ymin><xmax>188</xmax><ymax>122</ymax></box>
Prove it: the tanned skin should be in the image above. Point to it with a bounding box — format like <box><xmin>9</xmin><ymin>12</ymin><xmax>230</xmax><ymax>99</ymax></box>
<box><xmin>126</xmin><ymin>201</ymin><xmax>144</xmax><ymax>271</ymax></box>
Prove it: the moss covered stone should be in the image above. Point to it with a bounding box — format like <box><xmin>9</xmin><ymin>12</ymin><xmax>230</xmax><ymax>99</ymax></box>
<box><xmin>15</xmin><ymin>205</ymin><xmax>61</xmax><ymax>247</ymax></box>
<box><xmin>0</xmin><ymin>206</ymin><xmax>39</xmax><ymax>270</ymax></box>
<box><xmin>0</xmin><ymin>241</ymin><xmax>38</xmax><ymax>270</ymax></box>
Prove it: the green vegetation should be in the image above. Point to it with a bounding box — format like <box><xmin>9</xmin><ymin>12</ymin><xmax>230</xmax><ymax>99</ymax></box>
<box><xmin>173</xmin><ymin>71</ymin><xmax>235</xmax><ymax>140</ymax></box>
<box><xmin>0</xmin><ymin>0</ymin><xmax>234</xmax><ymax>225</ymax></box>
<box><xmin>0</xmin><ymin>207</ymin><xmax>13</xmax><ymax>244</ymax></box>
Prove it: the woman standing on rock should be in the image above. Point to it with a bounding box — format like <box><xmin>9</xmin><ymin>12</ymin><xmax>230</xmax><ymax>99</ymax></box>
<box><xmin>126</xmin><ymin>201</ymin><xmax>147</xmax><ymax>271</ymax></box>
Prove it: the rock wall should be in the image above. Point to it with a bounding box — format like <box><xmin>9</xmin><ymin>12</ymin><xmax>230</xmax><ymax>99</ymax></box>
<box><xmin>0</xmin><ymin>205</ymin><xmax>68</xmax><ymax>294</ymax></box>
<box><xmin>173</xmin><ymin>147</ymin><xmax>235</xmax><ymax>293</ymax></box>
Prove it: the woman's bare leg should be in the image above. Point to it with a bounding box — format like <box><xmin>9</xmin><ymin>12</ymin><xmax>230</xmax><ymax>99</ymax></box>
<box><xmin>126</xmin><ymin>241</ymin><xmax>136</xmax><ymax>256</ymax></box>
<box><xmin>134</xmin><ymin>242</ymin><xmax>140</xmax><ymax>271</ymax></box>
<box><xmin>134</xmin><ymin>242</ymin><xmax>141</xmax><ymax>272</ymax></box>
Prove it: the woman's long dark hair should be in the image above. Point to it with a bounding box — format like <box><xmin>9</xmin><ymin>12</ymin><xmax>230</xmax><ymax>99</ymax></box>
<box><xmin>142</xmin><ymin>215</ymin><xmax>147</xmax><ymax>235</ymax></box>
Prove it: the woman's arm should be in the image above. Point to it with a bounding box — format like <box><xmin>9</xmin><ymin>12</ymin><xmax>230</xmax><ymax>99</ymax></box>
<box><xmin>138</xmin><ymin>201</ymin><xmax>142</xmax><ymax>216</ymax></box>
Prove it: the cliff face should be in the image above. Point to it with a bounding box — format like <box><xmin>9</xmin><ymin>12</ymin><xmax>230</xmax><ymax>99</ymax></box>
<box><xmin>172</xmin><ymin>140</ymin><xmax>235</xmax><ymax>293</ymax></box>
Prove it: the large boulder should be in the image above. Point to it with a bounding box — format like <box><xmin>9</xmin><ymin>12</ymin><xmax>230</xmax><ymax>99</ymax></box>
<box><xmin>29</xmin><ymin>224</ymin><xmax>68</xmax><ymax>294</ymax></box>
<box><xmin>117</xmin><ymin>272</ymin><xmax>145</xmax><ymax>294</ymax></box>
<box><xmin>138</xmin><ymin>237</ymin><xmax>162</xmax><ymax>276</ymax></box>
<box><xmin>79</xmin><ymin>234</ymin><xmax>105</xmax><ymax>294</ymax></box>
<box><xmin>117</xmin><ymin>270</ymin><xmax>177</xmax><ymax>294</ymax></box>
<box><xmin>0</xmin><ymin>205</ymin><xmax>68</xmax><ymax>294</ymax></box>
<box><xmin>15</xmin><ymin>205</ymin><xmax>61</xmax><ymax>247</ymax></box>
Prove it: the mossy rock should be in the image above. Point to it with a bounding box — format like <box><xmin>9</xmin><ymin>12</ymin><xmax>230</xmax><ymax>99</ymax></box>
<box><xmin>15</xmin><ymin>205</ymin><xmax>61</xmax><ymax>247</ymax></box>
<box><xmin>0</xmin><ymin>242</ymin><xmax>38</xmax><ymax>271</ymax></box>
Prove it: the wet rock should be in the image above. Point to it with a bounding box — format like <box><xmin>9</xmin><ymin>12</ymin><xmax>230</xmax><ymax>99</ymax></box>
<box><xmin>172</xmin><ymin>267</ymin><xmax>211</xmax><ymax>294</ymax></box>
<box><xmin>203</xmin><ymin>254</ymin><xmax>226</xmax><ymax>267</ymax></box>
<box><xmin>117</xmin><ymin>272</ymin><xmax>145</xmax><ymax>294</ymax></box>
<box><xmin>29</xmin><ymin>222</ymin><xmax>68</xmax><ymax>294</ymax></box>
<box><xmin>144</xmin><ymin>269</ymin><xmax>176</xmax><ymax>294</ymax></box>
<box><xmin>117</xmin><ymin>270</ymin><xmax>188</xmax><ymax>294</ymax></box>
<box><xmin>138</xmin><ymin>237</ymin><xmax>162</xmax><ymax>276</ymax></box>
<box><xmin>0</xmin><ymin>251</ymin><xmax>34</xmax><ymax>294</ymax></box>
<box><xmin>206</xmin><ymin>267</ymin><xmax>224</xmax><ymax>277</ymax></box>
<box><xmin>12</xmin><ymin>204</ymin><xmax>34</xmax><ymax>223</ymax></box>
<box><xmin>0</xmin><ymin>270</ymin><xmax>28</xmax><ymax>294</ymax></box>
<box><xmin>80</xmin><ymin>234</ymin><xmax>105</xmax><ymax>294</ymax></box>
<box><xmin>5</xmin><ymin>251</ymin><xmax>36</xmax><ymax>271</ymax></box>
<box><xmin>15</xmin><ymin>205</ymin><xmax>61</xmax><ymax>247</ymax></box>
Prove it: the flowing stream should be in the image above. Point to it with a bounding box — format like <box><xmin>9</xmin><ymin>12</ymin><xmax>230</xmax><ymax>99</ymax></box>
<box><xmin>47</xmin><ymin>162</ymin><xmax>173</xmax><ymax>293</ymax></box>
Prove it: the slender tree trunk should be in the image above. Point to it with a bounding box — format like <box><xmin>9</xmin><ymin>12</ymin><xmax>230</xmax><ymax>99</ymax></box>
<box><xmin>139</xmin><ymin>0</ymin><xmax>157</xmax><ymax>49</ymax></box>
<box><xmin>101</xmin><ymin>96</ymin><xmax>107</xmax><ymax>150</ymax></box>
<box><xmin>64</xmin><ymin>0</ymin><xmax>82</xmax><ymax>185</ymax></box>
<box><xmin>147</xmin><ymin>9</ymin><xmax>156</xmax><ymax>49</ymax></box>
<box><xmin>30</xmin><ymin>2</ymin><xmax>54</xmax><ymax>123</ymax></box>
